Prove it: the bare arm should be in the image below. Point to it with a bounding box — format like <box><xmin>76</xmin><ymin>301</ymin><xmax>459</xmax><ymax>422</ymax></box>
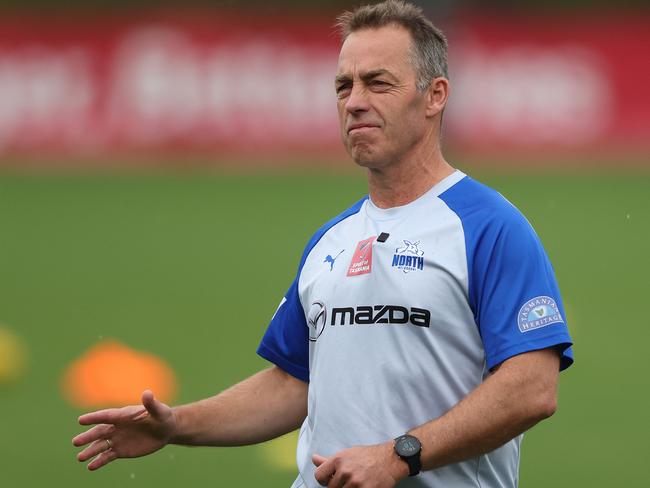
<box><xmin>172</xmin><ymin>365</ymin><xmax>308</xmax><ymax>446</ymax></box>
<box><xmin>413</xmin><ymin>347</ymin><xmax>559</xmax><ymax>471</ymax></box>
<box><xmin>73</xmin><ymin>366</ymin><xmax>307</xmax><ymax>470</ymax></box>
<box><xmin>313</xmin><ymin>348</ymin><xmax>561</xmax><ymax>486</ymax></box>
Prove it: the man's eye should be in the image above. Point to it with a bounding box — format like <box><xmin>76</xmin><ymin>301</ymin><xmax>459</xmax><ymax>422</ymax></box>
<box><xmin>370</xmin><ymin>80</ymin><xmax>390</xmax><ymax>88</ymax></box>
<box><xmin>336</xmin><ymin>86</ymin><xmax>351</xmax><ymax>98</ymax></box>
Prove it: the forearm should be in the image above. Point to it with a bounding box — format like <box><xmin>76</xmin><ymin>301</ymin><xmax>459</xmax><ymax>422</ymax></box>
<box><xmin>310</xmin><ymin>350</ymin><xmax>562</xmax><ymax>485</ymax></box>
<box><xmin>170</xmin><ymin>366</ymin><xmax>308</xmax><ymax>447</ymax></box>
<box><xmin>411</xmin><ymin>349</ymin><xmax>560</xmax><ymax>471</ymax></box>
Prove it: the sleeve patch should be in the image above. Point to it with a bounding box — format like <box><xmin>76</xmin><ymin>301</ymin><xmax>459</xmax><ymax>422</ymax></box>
<box><xmin>517</xmin><ymin>296</ymin><xmax>564</xmax><ymax>333</ymax></box>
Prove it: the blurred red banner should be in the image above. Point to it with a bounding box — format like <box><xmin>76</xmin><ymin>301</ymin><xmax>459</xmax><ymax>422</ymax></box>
<box><xmin>447</xmin><ymin>14</ymin><xmax>650</xmax><ymax>158</ymax></box>
<box><xmin>0</xmin><ymin>12</ymin><xmax>648</xmax><ymax>162</ymax></box>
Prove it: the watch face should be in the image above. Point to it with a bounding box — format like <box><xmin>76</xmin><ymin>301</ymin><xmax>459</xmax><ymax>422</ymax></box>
<box><xmin>395</xmin><ymin>435</ymin><xmax>421</xmax><ymax>457</ymax></box>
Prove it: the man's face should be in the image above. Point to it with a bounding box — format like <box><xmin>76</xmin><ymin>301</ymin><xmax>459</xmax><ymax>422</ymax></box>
<box><xmin>336</xmin><ymin>25</ymin><xmax>429</xmax><ymax>168</ymax></box>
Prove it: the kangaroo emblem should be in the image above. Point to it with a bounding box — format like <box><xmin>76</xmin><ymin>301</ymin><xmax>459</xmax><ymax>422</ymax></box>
<box><xmin>324</xmin><ymin>250</ymin><xmax>345</xmax><ymax>271</ymax></box>
<box><xmin>396</xmin><ymin>240</ymin><xmax>424</xmax><ymax>256</ymax></box>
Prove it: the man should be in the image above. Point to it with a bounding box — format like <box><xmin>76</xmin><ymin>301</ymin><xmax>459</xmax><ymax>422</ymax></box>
<box><xmin>73</xmin><ymin>1</ymin><xmax>573</xmax><ymax>487</ymax></box>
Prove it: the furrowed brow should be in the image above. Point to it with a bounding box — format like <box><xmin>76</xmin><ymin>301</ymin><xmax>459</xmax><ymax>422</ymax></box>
<box><xmin>335</xmin><ymin>74</ymin><xmax>352</xmax><ymax>86</ymax></box>
<box><xmin>335</xmin><ymin>69</ymin><xmax>396</xmax><ymax>86</ymax></box>
<box><xmin>360</xmin><ymin>69</ymin><xmax>396</xmax><ymax>82</ymax></box>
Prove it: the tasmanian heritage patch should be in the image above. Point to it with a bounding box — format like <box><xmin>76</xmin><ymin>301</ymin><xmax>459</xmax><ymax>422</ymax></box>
<box><xmin>517</xmin><ymin>296</ymin><xmax>564</xmax><ymax>332</ymax></box>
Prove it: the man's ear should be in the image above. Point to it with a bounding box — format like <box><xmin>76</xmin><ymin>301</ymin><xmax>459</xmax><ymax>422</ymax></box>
<box><xmin>425</xmin><ymin>77</ymin><xmax>449</xmax><ymax>118</ymax></box>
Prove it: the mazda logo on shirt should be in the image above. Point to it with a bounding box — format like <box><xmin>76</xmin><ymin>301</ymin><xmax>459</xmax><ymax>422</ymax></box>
<box><xmin>307</xmin><ymin>301</ymin><xmax>327</xmax><ymax>341</ymax></box>
<box><xmin>331</xmin><ymin>305</ymin><xmax>430</xmax><ymax>327</ymax></box>
<box><xmin>309</xmin><ymin>301</ymin><xmax>431</xmax><ymax>331</ymax></box>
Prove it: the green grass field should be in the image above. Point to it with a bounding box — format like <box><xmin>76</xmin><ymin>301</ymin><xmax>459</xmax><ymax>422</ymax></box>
<box><xmin>0</xmin><ymin>166</ymin><xmax>648</xmax><ymax>487</ymax></box>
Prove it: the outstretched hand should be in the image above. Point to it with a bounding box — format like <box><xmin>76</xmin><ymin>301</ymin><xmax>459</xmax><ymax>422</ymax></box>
<box><xmin>72</xmin><ymin>390</ymin><xmax>177</xmax><ymax>471</ymax></box>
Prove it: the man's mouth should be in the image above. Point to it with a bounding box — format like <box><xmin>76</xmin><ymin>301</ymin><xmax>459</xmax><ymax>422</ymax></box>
<box><xmin>347</xmin><ymin>124</ymin><xmax>379</xmax><ymax>134</ymax></box>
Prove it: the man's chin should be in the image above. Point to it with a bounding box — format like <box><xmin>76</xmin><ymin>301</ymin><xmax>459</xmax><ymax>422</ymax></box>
<box><xmin>348</xmin><ymin>144</ymin><xmax>384</xmax><ymax>169</ymax></box>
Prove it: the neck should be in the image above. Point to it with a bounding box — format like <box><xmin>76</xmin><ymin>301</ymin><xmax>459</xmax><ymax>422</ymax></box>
<box><xmin>367</xmin><ymin>140</ymin><xmax>455</xmax><ymax>209</ymax></box>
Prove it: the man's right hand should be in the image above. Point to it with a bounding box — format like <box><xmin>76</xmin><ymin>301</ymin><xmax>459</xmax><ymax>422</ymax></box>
<box><xmin>72</xmin><ymin>389</ymin><xmax>176</xmax><ymax>471</ymax></box>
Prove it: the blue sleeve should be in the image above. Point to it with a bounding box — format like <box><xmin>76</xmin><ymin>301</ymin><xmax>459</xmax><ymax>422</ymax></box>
<box><xmin>256</xmin><ymin>196</ymin><xmax>368</xmax><ymax>382</ymax></box>
<box><xmin>441</xmin><ymin>178</ymin><xmax>574</xmax><ymax>371</ymax></box>
<box><xmin>257</xmin><ymin>277</ymin><xmax>310</xmax><ymax>382</ymax></box>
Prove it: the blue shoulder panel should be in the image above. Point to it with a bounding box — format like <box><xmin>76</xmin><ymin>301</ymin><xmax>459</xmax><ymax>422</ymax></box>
<box><xmin>439</xmin><ymin>177</ymin><xmax>574</xmax><ymax>371</ymax></box>
<box><xmin>257</xmin><ymin>197</ymin><xmax>368</xmax><ymax>382</ymax></box>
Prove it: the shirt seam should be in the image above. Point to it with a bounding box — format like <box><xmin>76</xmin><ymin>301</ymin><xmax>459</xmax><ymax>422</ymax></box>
<box><xmin>475</xmin><ymin>455</ymin><xmax>484</xmax><ymax>488</ymax></box>
<box><xmin>257</xmin><ymin>343</ymin><xmax>310</xmax><ymax>382</ymax></box>
<box><xmin>299</xmin><ymin>197</ymin><xmax>367</xmax><ymax>272</ymax></box>
<box><xmin>297</xmin><ymin>199</ymin><xmax>366</xmax><ymax>318</ymax></box>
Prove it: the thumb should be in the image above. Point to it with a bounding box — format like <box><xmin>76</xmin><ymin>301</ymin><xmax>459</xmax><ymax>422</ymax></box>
<box><xmin>312</xmin><ymin>453</ymin><xmax>328</xmax><ymax>467</ymax></box>
<box><xmin>142</xmin><ymin>389</ymin><xmax>168</xmax><ymax>419</ymax></box>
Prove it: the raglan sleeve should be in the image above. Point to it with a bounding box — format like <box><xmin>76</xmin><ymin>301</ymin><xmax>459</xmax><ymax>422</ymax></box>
<box><xmin>470</xmin><ymin>208</ymin><xmax>574</xmax><ymax>371</ymax></box>
<box><xmin>257</xmin><ymin>275</ymin><xmax>310</xmax><ymax>382</ymax></box>
<box><xmin>255</xmin><ymin>196</ymin><xmax>367</xmax><ymax>383</ymax></box>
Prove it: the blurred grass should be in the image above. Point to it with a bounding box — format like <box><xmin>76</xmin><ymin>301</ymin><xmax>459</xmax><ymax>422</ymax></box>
<box><xmin>0</xmin><ymin>166</ymin><xmax>648</xmax><ymax>487</ymax></box>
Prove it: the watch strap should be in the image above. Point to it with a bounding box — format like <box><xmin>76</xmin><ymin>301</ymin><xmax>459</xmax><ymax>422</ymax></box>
<box><xmin>404</xmin><ymin>453</ymin><xmax>421</xmax><ymax>477</ymax></box>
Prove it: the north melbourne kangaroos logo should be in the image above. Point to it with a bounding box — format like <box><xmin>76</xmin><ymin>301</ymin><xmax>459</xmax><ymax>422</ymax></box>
<box><xmin>392</xmin><ymin>240</ymin><xmax>425</xmax><ymax>273</ymax></box>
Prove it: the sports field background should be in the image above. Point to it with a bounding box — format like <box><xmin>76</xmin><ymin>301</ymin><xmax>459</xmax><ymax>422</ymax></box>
<box><xmin>0</xmin><ymin>164</ymin><xmax>648</xmax><ymax>487</ymax></box>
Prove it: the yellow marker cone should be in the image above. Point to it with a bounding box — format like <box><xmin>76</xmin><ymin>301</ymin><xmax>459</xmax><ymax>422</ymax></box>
<box><xmin>0</xmin><ymin>326</ymin><xmax>28</xmax><ymax>385</ymax></box>
<box><xmin>259</xmin><ymin>430</ymin><xmax>299</xmax><ymax>471</ymax></box>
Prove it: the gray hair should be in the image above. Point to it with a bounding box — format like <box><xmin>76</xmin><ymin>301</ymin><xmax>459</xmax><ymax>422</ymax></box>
<box><xmin>336</xmin><ymin>0</ymin><xmax>448</xmax><ymax>91</ymax></box>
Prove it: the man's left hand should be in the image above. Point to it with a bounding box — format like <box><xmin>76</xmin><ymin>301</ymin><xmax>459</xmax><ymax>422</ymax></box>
<box><xmin>312</xmin><ymin>442</ymin><xmax>409</xmax><ymax>487</ymax></box>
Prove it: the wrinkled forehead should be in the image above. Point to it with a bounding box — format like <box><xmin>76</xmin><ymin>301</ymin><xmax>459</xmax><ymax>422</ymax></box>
<box><xmin>336</xmin><ymin>25</ymin><xmax>416</xmax><ymax>78</ymax></box>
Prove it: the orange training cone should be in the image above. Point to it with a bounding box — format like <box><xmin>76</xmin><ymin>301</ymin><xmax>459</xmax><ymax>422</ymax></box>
<box><xmin>62</xmin><ymin>339</ymin><xmax>177</xmax><ymax>408</ymax></box>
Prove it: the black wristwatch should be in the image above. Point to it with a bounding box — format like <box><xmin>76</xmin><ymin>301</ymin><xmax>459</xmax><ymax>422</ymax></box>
<box><xmin>394</xmin><ymin>434</ymin><xmax>422</xmax><ymax>477</ymax></box>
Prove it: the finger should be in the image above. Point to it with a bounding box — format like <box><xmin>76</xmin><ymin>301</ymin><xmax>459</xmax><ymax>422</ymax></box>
<box><xmin>325</xmin><ymin>472</ymin><xmax>347</xmax><ymax>488</ymax></box>
<box><xmin>79</xmin><ymin>406</ymin><xmax>139</xmax><ymax>426</ymax></box>
<box><xmin>87</xmin><ymin>448</ymin><xmax>118</xmax><ymax>471</ymax></box>
<box><xmin>77</xmin><ymin>438</ymin><xmax>112</xmax><ymax>462</ymax></box>
<box><xmin>329</xmin><ymin>473</ymin><xmax>346</xmax><ymax>488</ymax></box>
<box><xmin>79</xmin><ymin>404</ymin><xmax>145</xmax><ymax>426</ymax></box>
<box><xmin>312</xmin><ymin>453</ymin><xmax>328</xmax><ymax>467</ymax></box>
<box><xmin>314</xmin><ymin>457</ymin><xmax>336</xmax><ymax>486</ymax></box>
<box><xmin>72</xmin><ymin>424</ymin><xmax>114</xmax><ymax>447</ymax></box>
<box><xmin>141</xmin><ymin>389</ymin><xmax>167</xmax><ymax>420</ymax></box>
<box><xmin>78</xmin><ymin>408</ymin><xmax>120</xmax><ymax>426</ymax></box>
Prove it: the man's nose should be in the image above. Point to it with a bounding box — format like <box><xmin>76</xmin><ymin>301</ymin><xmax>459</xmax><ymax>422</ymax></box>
<box><xmin>345</xmin><ymin>85</ymin><xmax>370</xmax><ymax>114</ymax></box>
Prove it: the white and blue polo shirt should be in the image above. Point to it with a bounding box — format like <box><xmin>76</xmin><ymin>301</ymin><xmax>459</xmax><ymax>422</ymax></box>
<box><xmin>258</xmin><ymin>170</ymin><xmax>573</xmax><ymax>488</ymax></box>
